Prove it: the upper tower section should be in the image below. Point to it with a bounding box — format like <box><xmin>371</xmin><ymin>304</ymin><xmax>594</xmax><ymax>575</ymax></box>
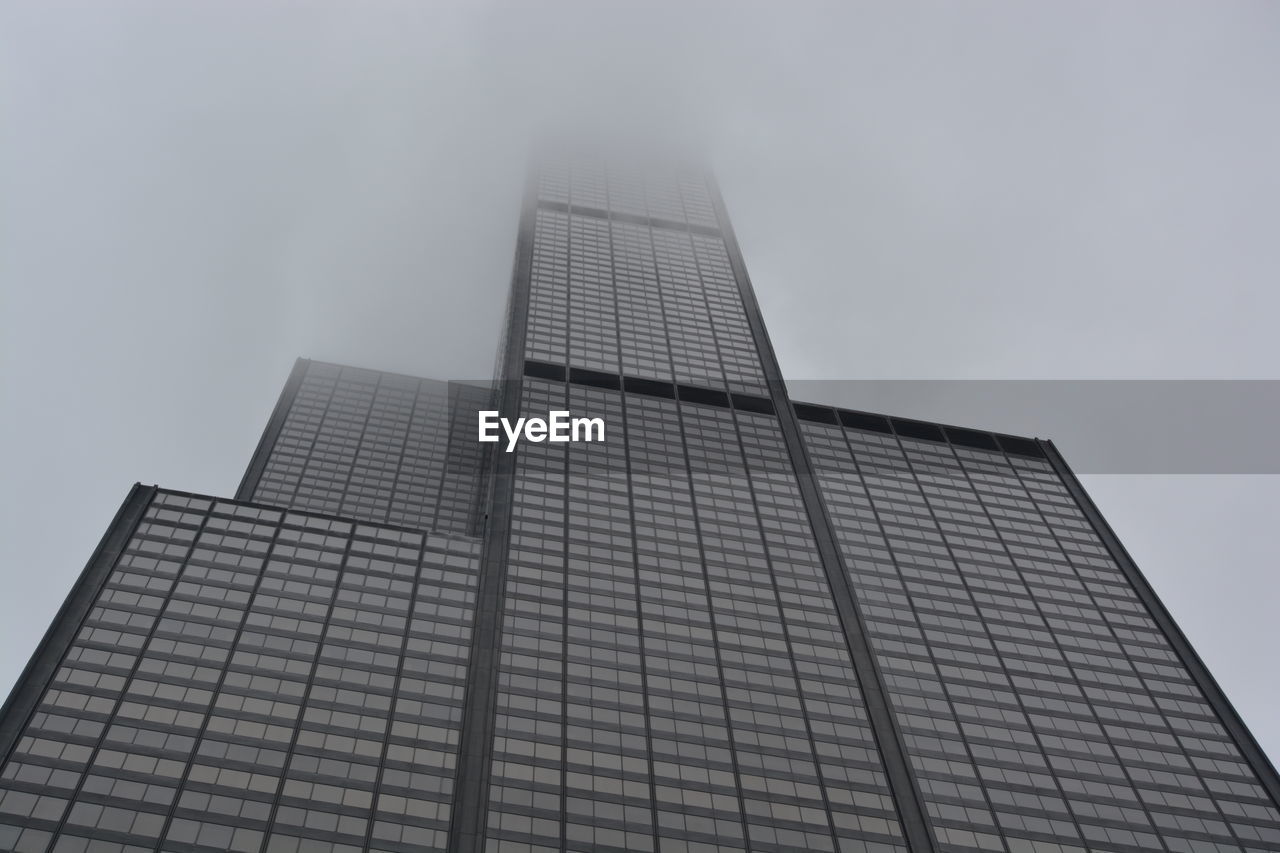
<box><xmin>520</xmin><ymin>152</ymin><xmax>770</xmax><ymax>396</ymax></box>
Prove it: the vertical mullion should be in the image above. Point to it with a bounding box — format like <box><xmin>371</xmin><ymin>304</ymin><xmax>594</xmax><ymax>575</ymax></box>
<box><xmin>706</xmin><ymin>175</ymin><xmax>941</xmax><ymax>853</ymax></box>
<box><xmin>151</xmin><ymin>500</ymin><xmax>289</xmax><ymax>849</ymax></box>
<box><xmin>446</xmin><ymin>166</ymin><xmax>538</xmax><ymax>853</ymax></box>
<box><xmin>670</xmin><ymin>399</ymin><xmax>755</xmax><ymax>848</ymax></box>
<box><xmin>616</xmin><ymin>389</ymin><xmax>664</xmax><ymax>853</ymax></box>
<box><xmin>726</xmin><ymin>406</ymin><xmax>844</xmax><ymax>851</ymax></box>
<box><xmin>253</xmin><ymin>521</ymin><xmax>359</xmax><ymax>853</ymax></box>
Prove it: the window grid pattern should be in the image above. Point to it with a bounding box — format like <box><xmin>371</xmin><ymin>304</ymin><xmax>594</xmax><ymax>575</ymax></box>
<box><xmin>613</xmin><ymin>221</ymin><xmax>674</xmax><ymax>382</ymax></box>
<box><xmin>687</xmin><ymin>407</ymin><xmax>905</xmax><ymax>853</ymax></box>
<box><xmin>434</xmin><ymin>384</ymin><xmax>492</xmax><ymax>537</ymax></box>
<box><xmin>483</xmin><ymin>386</ymin><xmax>907</xmax><ymax>853</ymax></box>
<box><xmin>677</xmin><ymin>176</ymin><xmax>718</xmax><ymax>231</ymax></box>
<box><xmin>250</xmin><ymin>363</ymin><xmax>487</xmax><ymax>536</ymax></box>
<box><xmin>486</xmin><ymin>379</ymin><xmax>571</xmax><ymax>853</ymax></box>
<box><xmin>0</xmin><ymin>491</ymin><xmax>480</xmax><ymax>853</ymax></box>
<box><xmin>688</xmin><ymin>236</ymin><xmax>766</xmax><ymax>396</ymax></box>
<box><xmin>525</xmin><ymin>211</ymin><xmax>570</xmax><ymax>366</ymax></box>
<box><xmin>602</xmin><ymin>166</ymin><xmax>648</xmax><ymax>220</ymax></box>
<box><xmin>801</xmin><ymin>422</ymin><xmax>1280</xmax><ymax>853</ymax></box>
<box><xmin>566</xmin><ymin>215</ymin><xmax>619</xmax><ymax>373</ymax></box>
<box><xmin>565</xmin><ymin>161</ymin><xmax>608</xmax><ymax>213</ymax></box>
<box><xmin>652</xmin><ymin>230</ymin><xmax>730</xmax><ymax>390</ymax></box>
<box><xmin>732</xmin><ymin>412</ymin><xmax>905</xmax><ymax>852</ymax></box>
<box><xmin>536</xmin><ymin>167</ymin><xmax>570</xmax><ymax>207</ymax></box>
<box><xmin>640</xmin><ymin>171</ymin><xmax>687</xmax><ymax>225</ymax></box>
<box><xmin>524</xmin><ymin>160</ymin><xmax>768</xmax><ymax>394</ymax></box>
<box><xmin>523</xmin><ymin>215</ymin><xmax>767</xmax><ymax>393</ymax></box>
<box><xmin>625</xmin><ymin>394</ymin><xmax>750</xmax><ymax>853</ymax></box>
<box><xmin>1001</xmin><ymin>454</ymin><xmax>1280</xmax><ymax>851</ymax></box>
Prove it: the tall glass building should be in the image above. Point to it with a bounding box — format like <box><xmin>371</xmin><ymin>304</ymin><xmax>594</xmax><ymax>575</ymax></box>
<box><xmin>2</xmin><ymin>155</ymin><xmax>1277</xmax><ymax>853</ymax></box>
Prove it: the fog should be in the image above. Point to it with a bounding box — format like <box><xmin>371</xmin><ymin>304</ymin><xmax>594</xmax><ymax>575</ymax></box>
<box><xmin>2</xmin><ymin>1</ymin><xmax>1277</xmax><ymax>759</ymax></box>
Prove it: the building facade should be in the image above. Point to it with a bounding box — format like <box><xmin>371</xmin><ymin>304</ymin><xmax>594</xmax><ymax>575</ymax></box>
<box><xmin>1</xmin><ymin>156</ymin><xmax>1278</xmax><ymax>853</ymax></box>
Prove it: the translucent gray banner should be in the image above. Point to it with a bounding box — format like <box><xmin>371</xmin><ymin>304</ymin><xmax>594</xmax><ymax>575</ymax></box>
<box><xmin>785</xmin><ymin>380</ymin><xmax>1280</xmax><ymax>474</ymax></box>
<box><xmin>461</xmin><ymin>378</ymin><xmax>1280</xmax><ymax>474</ymax></box>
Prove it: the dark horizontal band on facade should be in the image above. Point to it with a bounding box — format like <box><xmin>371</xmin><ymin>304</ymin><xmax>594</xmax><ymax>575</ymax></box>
<box><xmin>523</xmin><ymin>360</ymin><xmax>1045</xmax><ymax>454</ymax></box>
<box><xmin>149</xmin><ymin>484</ymin><xmax>483</xmax><ymax>546</ymax></box>
<box><xmin>535</xmin><ymin>198</ymin><xmax>722</xmax><ymax>237</ymax></box>
<box><xmin>792</xmin><ymin>400</ymin><xmax>1045</xmax><ymax>458</ymax></box>
<box><xmin>524</xmin><ymin>360</ymin><xmax>1041</xmax><ymax>456</ymax></box>
<box><xmin>523</xmin><ymin>359</ymin><xmax>776</xmax><ymax>415</ymax></box>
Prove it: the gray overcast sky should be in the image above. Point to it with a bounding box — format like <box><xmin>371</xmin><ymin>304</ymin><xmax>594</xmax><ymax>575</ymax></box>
<box><xmin>2</xmin><ymin>1</ymin><xmax>1278</xmax><ymax>761</ymax></box>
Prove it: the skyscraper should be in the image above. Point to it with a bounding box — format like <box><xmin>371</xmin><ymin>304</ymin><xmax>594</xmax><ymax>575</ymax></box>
<box><xmin>2</xmin><ymin>155</ymin><xmax>1277</xmax><ymax>853</ymax></box>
